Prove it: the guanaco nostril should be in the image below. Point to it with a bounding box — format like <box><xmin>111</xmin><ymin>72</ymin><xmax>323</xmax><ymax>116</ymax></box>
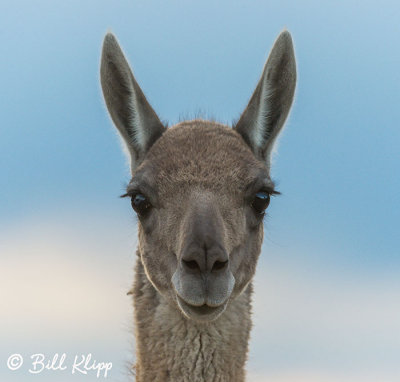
<box><xmin>182</xmin><ymin>259</ymin><xmax>200</xmax><ymax>271</ymax></box>
<box><xmin>212</xmin><ymin>260</ymin><xmax>228</xmax><ymax>272</ymax></box>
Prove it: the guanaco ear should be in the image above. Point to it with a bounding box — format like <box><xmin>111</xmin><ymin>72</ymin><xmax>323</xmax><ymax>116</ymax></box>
<box><xmin>100</xmin><ymin>33</ymin><xmax>165</xmax><ymax>171</ymax></box>
<box><xmin>235</xmin><ymin>31</ymin><xmax>296</xmax><ymax>168</ymax></box>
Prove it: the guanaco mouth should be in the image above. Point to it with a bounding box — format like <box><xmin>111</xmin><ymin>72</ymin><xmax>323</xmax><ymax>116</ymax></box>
<box><xmin>177</xmin><ymin>295</ymin><xmax>226</xmax><ymax>320</ymax></box>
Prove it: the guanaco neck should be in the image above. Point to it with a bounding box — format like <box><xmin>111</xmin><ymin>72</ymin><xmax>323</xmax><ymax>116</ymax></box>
<box><xmin>132</xmin><ymin>257</ymin><xmax>253</xmax><ymax>382</ymax></box>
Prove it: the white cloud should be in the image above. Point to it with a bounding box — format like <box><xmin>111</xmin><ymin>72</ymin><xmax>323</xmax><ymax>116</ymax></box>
<box><xmin>247</xmin><ymin>371</ymin><xmax>400</xmax><ymax>382</ymax></box>
<box><xmin>0</xmin><ymin>212</ymin><xmax>136</xmax><ymax>340</ymax></box>
<box><xmin>248</xmin><ymin>253</ymin><xmax>400</xmax><ymax>378</ymax></box>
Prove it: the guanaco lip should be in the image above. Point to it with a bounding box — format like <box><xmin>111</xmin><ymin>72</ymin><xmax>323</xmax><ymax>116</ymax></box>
<box><xmin>177</xmin><ymin>295</ymin><xmax>226</xmax><ymax>320</ymax></box>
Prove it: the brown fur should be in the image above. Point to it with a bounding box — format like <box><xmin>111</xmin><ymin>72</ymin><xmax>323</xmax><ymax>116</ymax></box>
<box><xmin>131</xmin><ymin>121</ymin><xmax>264</xmax><ymax>381</ymax></box>
<box><xmin>133</xmin><ymin>256</ymin><xmax>253</xmax><ymax>382</ymax></box>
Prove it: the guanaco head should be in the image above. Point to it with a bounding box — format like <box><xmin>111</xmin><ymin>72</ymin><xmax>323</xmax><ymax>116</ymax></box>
<box><xmin>100</xmin><ymin>31</ymin><xmax>296</xmax><ymax>322</ymax></box>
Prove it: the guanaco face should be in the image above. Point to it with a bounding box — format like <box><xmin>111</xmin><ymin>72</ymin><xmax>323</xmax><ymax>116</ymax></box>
<box><xmin>100</xmin><ymin>31</ymin><xmax>296</xmax><ymax>322</ymax></box>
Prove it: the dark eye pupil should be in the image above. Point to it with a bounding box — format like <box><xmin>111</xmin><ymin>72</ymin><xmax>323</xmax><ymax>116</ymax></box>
<box><xmin>133</xmin><ymin>194</ymin><xmax>146</xmax><ymax>206</ymax></box>
<box><xmin>131</xmin><ymin>194</ymin><xmax>152</xmax><ymax>216</ymax></box>
<box><xmin>252</xmin><ymin>192</ymin><xmax>271</xmax><ymax>214</ymax></box>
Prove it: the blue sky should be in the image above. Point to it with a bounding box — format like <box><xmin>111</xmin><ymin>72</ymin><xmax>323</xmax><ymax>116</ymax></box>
<box><xmin>1</xmin><ymin>1</ymin><xmax>399</xmax><ymax>381</ymax></box>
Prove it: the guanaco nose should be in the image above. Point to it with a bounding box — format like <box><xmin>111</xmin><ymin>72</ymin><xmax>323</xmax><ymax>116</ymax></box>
<box><xmin>180</xmin><ymin>194</ymin><xmax>229</xmax><ymax>275</ymax></box>
<box><xmin>181</xmin><ymin>240</ymin><xmax>229</xmax><ymax>274</ymax></box>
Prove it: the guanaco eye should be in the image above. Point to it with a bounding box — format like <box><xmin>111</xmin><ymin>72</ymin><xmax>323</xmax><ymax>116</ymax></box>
<box><xmin>251</xmin><ymin>191</ymin><xmax>271</xmax><ymax>214</ymax></box>
<box><xmin>131</xmin><ymin>193</ymin><xmax>152</xmax><ymax>216</ymax></box>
